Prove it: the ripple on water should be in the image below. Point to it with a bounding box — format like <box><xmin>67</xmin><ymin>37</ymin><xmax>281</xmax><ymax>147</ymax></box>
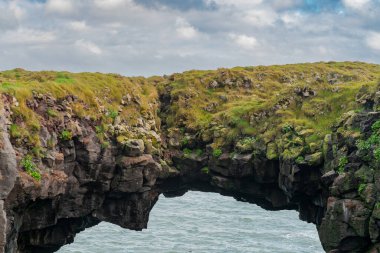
<box><xmin>58</xmin><ymin>191</ymin><xmax>324</xmax><ymax>253</ymax></box>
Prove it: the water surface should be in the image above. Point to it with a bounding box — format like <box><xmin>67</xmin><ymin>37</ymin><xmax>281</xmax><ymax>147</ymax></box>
<box><xmin>59</xmin><ymin>191</ymin><xmax>323</xmax><ymax>253</ymax></box>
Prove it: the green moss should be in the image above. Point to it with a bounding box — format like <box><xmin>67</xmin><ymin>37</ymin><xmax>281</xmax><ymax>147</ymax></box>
<box><xmin>337</xmin><ymin>156</ymin><xmax>348</xmax><ymax>174</ymax></box>
<box><xmin>372</xmin><ymin>120</ymin><xmax>380</xmax><ymax>132</ymax></box>
<box><xmin>358</xmin><ymin>183</ymin><xmax>366</xmax><ymax>195</ymax></box>
<box><xmin>47</xmin><ymin>108</ymin><xmax>58</xmax><ymax>118</ymax></box>
<box><xmin>374</xmin><ymin>148</ymin><xmax>380</xmax><ymax>161</ymax></box>
<box><xmin>183</xmin><ymin>148</ymin><xmax>192</xmax><ymax>157</ymax></box>
<box><xmin>266</xmin><ymin>142</ymin><xmax>278</xmax><ymax>160</ymax></box>
<box><xmin>60</xmin><ymin>130</ymin><xmax>72</xmax><ymax>141</ymax></box>
<box><xmin>9</xmin><ymin>124</ymin><xmax>21</xmax><ymax>138</ymax></box>
<box><xmin>282</xmin><ymin>123</ymin><xmax>294</xmax><ymax>134</ymax></box>
<box><xmin>213</xmin><ymin>148</ymin><xmax>223</xmax><ymax>158</ymax></box>
<box><xmin>20</xmin><ymin>155</ymin><xmax>41</xmax><ymax>181</ymax></box>
<box><xmin>201</xmin><ymin>167</ymin><xmax>209</xmax><ymax>174</ymax></box>
<box><xmin>108</xmin><ymin>110</ymin><xmax>118</xmax><ymax>120</ymax></box>
<box><xmin>195</xmin><ymin>148</ymin><xmax>203</xmax><ymax>156</ymax></box>
<box><xmin>295</xmin><ymin>156</ymin><xmax>305</xmax><ymax>164</ymax></box>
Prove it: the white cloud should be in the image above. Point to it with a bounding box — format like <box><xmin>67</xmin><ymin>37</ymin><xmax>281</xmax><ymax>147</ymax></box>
<box><xmin>176</xmin><ymin>18</ymin><xmax>199</xmax><ymax>39</ymax></box>
<box><xmin>9</xmin><ymin>1</ymin><xmax>24</xmax><ymax>20</ymax></box>
<box><xmin>75</xmin><ymin>40</ymin><xmax>102</xmax><ymax>55</ymax></box>
<box><xmin>230</xmin><ymin>34</ymin><xmax>258</xmax><ymax>50</ymax></box>
<box><xmin>243</xmin><ymin>9</ymin><xmax>278</xmax><ymax>27</ymax></box>
<box><xmin>366</xmin><ymin>32</ymin><xmax>380</xmax><ymax>51</ymax></box>
<box><xmin>0</xmin><ymin>28</ymin><xmax>56</xmax><ymax>44</ymax></box>
<box><xmin>271</xmin><ymin>0</ymin><xmax>302</xmax><ymax>10</ymax></box>
<box><xmin>0</xmin><ymin>0</ymin><xmax>379</xmax><ymax>76</ymax></box>
<box><xmin>69</xmin><ymin>21</ymin><xmax>88</xmax><ymax>31</ymax></box>
<box><xmin>94</xmin><ymin>0</ymin><xmax>133</xmax><ymax>9</ymax></box>
<box><xmin>280</xmin><ymin>12</ymin><xmax>303</xmax><ymax>28</ymax></box>
<box><xmin>46</xmin><ymin>0</ymin><xmax>73</xmax><ymax>14</ymax></box>
<box><xmin>342</xmin><ymin>0</ymin><xmax>371</xmax><ymax>10</ymax></box>
<box><xmin>213</xmin><ymin>0</ymin><xmax>263</xmax><ymax>8</ymax></box>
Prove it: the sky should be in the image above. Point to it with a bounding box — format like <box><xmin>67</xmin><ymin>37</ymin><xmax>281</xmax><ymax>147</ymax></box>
<box><xmin>0</xmin><ymin>0</ymin><xmax>380</xmax><ymax>76</ymax></box>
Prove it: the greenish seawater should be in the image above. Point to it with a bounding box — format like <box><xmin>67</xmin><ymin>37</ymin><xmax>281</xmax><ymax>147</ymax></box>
<box><xmin>58</xmin><ymin>191</ymin><xmax>323</xmax><ymax>253</ymax></box>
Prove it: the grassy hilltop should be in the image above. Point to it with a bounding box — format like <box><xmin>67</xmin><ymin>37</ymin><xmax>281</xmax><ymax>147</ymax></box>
<box><xmin>1</xmin><ymin>61</ymin><xmax>380</xmax><ymax>164</ymax></box>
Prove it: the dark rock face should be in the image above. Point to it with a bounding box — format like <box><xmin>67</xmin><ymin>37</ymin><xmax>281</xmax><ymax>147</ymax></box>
<box><xmin>2</xmin><ymin>98</ymin><xmax>380</xmax><ymax>253</ymax></box>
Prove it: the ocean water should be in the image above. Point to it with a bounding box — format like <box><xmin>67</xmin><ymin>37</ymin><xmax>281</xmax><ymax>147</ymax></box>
<box><xmin>58</xmin><ymin>191</ymin><xmax>324</xmax><ymax>253</ymax></box>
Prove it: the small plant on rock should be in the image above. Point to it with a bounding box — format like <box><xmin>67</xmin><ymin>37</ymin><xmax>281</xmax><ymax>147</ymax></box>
<box><xmin>20</xmin><ymin>155</ymin><xmax>41</xmax><ymax>181</ymax></box>
<box><xmin>195</xmin><ymin>148</ymin><xmax>203</xmax><ymax>156</ymax></box>
<box><xmin>108</xmin><ymin>110</ymin><xmax>118</xmax><ymax>120</ymax></box>
<box><xmin>183</xmin><ymin>148</ymin><xmax>192</xmax><ymax>157</ymax></box>
<box><xmin>358</xmin><ymin>183</ymin><xmax>366</xmax><ymax>195</ymax></box>
<box><xmin>372</xmin><ymin>120</ymin><xmax>380</xmax><ymax>132</ymax></box>
<box><xmin>282</xmin><ymin>123</ymin><xmax>293</xmax><ymax>133</ymax></box>
<box><xmin>295</xmin><ymin>156</ymin><xmax>305</xmax><ymax>164</ymax></box>
<box><xmin>60</xmin><ymin>130</ymin><xmax>72</xmax><ymax>141</ymax></box>
<box><xmin>10</xmin><ymin>124</ymin><xmax>21</xmax><ymax>138</ymax></box>
<box><xmin>337</xmin><ymin>156</ymin><xmax>348</xmax><ymax>174</ymax></box>
<box><xmin>374</xmin><ymin>148</ymin><xmax>380</xmax><ymax>161</ymax></box>
<box><xmin>201</xmin><ymin>167</ymin><xmax>209</xmax><ymax>174</ymax></box>
<box><xmin>213</xmin><ymin>148</ymin><xmax>222</xmax><ymax>158</ymax></box>
<box><xmin>47</xmin><ymin>108</ymin><xmax>58</xmax><ymax>118</ymax></box>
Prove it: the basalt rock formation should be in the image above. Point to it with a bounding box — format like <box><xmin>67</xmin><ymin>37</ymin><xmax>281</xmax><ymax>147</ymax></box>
<box><xmin>1</xmin><ymin>62</ymin><xmax>380</xmax><ymax>252</ymax></box>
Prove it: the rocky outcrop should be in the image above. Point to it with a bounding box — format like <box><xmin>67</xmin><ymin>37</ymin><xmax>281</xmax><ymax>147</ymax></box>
<box><xmin>1</xmin><ymin>64</ymin><xmax>380</xmax><ymax>253</ymax></box>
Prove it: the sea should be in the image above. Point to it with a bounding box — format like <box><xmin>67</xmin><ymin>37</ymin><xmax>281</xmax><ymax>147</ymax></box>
<box><xmin>58</xmin><ymin>191</ymin><xmax>324</xmax><ymax>253</ymax></box>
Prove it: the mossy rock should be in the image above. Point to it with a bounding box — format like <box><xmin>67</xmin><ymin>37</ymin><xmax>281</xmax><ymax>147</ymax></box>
<box><xmin>355</xmin><ymin>166</ymin><xmax>375</xmax><ymax>184</ymax></box>
<box><xmin>304</xmin><ymin>152</ymin><xmax>323</xmax><ymax>166</ymax></box>
<box><xmin>266</xmin><ymin>142</ymin><xmax>278</xmax><ymax>160</ymax></box>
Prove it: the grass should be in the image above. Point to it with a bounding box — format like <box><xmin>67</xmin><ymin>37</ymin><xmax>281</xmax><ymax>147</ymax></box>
<box><xmin>158</xmin><ymin>61</ymin><xmax>380</xmax><ymax>159</ymax></box>
<box><xmin>0</xmin><ymin>68</ymin><xmax>159</xmax><ymax>151</ymax></box>
<box><xmin>1</xmin><ymin>62</ymin><xmax>380</xmax><ymax>162</ymax></box>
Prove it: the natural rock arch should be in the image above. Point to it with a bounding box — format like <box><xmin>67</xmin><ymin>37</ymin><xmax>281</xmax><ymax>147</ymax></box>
<box><xmin>2</xmin><ymin>64</ymin><xmax>380</xmax><ymax>253</ymax></box>
<box><xmin>3</xmin><ymin>109</ymin><xmax>380</xmax><ymax>253</ymax></box>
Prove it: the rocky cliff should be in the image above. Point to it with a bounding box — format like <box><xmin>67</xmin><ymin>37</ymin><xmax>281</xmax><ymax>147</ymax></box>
<box><xmin>1</xmin><ymin>62</ymin><xmax>380</xmax><ymax>252</ymax></box>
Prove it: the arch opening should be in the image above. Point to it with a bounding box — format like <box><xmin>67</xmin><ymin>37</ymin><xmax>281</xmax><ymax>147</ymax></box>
<box><xmin>58</xmin><ymin>191</ymin><xmax>323</xmax><ymax>253</ymax></box>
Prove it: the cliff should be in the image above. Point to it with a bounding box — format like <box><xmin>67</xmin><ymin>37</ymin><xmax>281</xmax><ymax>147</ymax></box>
<box><xmin>1</xmin><ymin>62</ymin><xmax>380</xmax><ymax>252</ymax></box>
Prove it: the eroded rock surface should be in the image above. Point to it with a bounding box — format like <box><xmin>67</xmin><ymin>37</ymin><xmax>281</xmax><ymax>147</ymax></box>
<box><xmin>1</xmin><ymin>64</ymin><xmax>380</xmax><ymax>253</ymax></box>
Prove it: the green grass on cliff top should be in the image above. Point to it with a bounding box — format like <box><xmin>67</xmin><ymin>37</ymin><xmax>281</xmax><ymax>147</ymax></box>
<box><xmin>158</xmin><ymin>61</ymin><xmax>380</xmax><ymax>147</ymax></box>
<box><xmin>1</xmin><ymin>62</ymin><xmax>380</xmax><ymax>152</ymax></box>
<box><xmin>0</xmin><ymin>69</ymin><xmax>160</xmax><ymax>149</ymax></box>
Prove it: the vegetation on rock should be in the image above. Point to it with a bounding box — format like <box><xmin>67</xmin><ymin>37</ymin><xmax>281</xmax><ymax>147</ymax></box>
<box><xmin>20</xmin><ymin>155</ymin><xmax>41</xmax><ymax>180</ymax></box>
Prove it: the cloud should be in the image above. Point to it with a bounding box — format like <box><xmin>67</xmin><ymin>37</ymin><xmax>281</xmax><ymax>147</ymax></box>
<box><xmin>270</xmin><ymin>0</ymin><xmax>303</xmax><ymax>10</ymax></box>
<box><xmin>69</xmin><ymin>21</ymin><xmax>88</xmax><ymax>31</ymax></box>
<box><xmin>280</xmin><ymin>12</ymin><xmax>303</xmax><ymax>27</ymax></box>
<box><xmin>366</xmin><ymin>32</ymin><xmax>380</xmax><ymax>51</ymax></box>
<box><xmin>213</xmin><ymin>0</ymin><xmax>263</xmax><ymax>7</ymax></box>
<box><xmin>9</xmin><ymin>1</ymin><xmax>25</xmax><ymax>20</ymax></box>
<box><xmin>75</xmin><ymin>40</ymin><xmax>102</xmax><ymax>55</ymax></box>
<box><xmin>95</xmin><ymin>0</ymin><xmax>133</xmax><ymax>9</ymax></box>
<box><xmin>342</xmin><ymin>0</ymin><xmax>371</xmax><ymax>10</ymax></box>
<box><xmin>45</xmin><ymin>0</ymin><xmax>74</xmax><ymax>14</ymax></box>
<box><xmin>0</xmin><ymin>0</ymin><xmax>379</xmax><ymax>76</ymax></box>
<box><xmin>176</xmin><ymin>18</ymin><xmax>199</xmax><ymax>39</ymax></box>
<box><xmin>136</xmin><ymin>0</ymin><xmax>217</xmax><ymax>11</ymax></box>
<box><xmin>0</xmin><ymin>28</ymin><xmax>56</xmax><ymax>44</ymax></box>
<box><xmin>230</xmin><ymin>34</ymin><xmax>258</xmax><ymax>50</ymax></box>
<box><xmin>243</xmin><ymin>9</ymin><xmax>278</xmax><ymax>27</ymax></box>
